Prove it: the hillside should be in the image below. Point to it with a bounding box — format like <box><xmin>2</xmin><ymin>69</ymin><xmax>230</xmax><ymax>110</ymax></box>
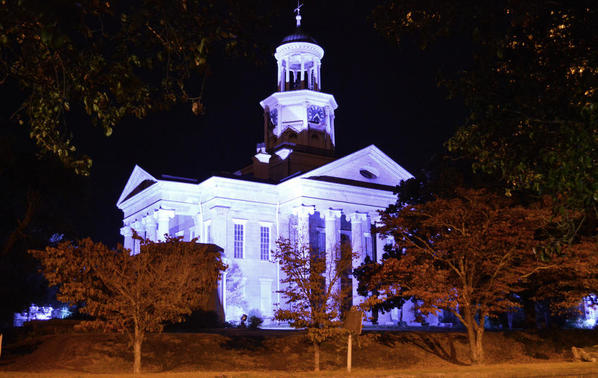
<box><xmin>1</xmin><ymin>321</ymin><xmax>598</xmax><ymax>375</ymax></box>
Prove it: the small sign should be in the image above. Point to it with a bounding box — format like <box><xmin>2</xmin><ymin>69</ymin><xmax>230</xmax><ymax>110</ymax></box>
<box><xmin>344</xmin><ymin>310</ymin><xmax>363</xmax><ymax>335</ymax></box>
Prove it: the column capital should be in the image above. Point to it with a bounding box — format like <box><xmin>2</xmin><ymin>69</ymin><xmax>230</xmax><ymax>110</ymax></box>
<box><xmin>120</xmin><ymin>226</ymin><xmax>133</xmax><ymax>237</ymax></box>
<box><xmin>350</xmin><ymin>211</ymin><xmax>368</xmax><ymax>223</ymax></box>
<box><xmin>143</xmin><ymin>213</ymin><xmax>157</xmax><ymax>225</ymax></box>
<box><xmin>156</xmin><ymin>208</ymin><xmax>175</xmax><ymax>221</ymax></box>
<box><xmin>132</xmin><ymin>220</ymin><xmax>145</xmax><ymax>232</ymax></box>
<box><xmin>293</xmin><ymin>204</ymin><xmax>315</xmax><ymax>218</ymax></box>
<box><xmin>324</xmin><ymin>208</ymin><xmax>342</xmax><ymax>220</ymax></box>
<box><xmin>210</xmin><ymin>205</ymin><xmax>230</xmax><ymax>217</ymax></box>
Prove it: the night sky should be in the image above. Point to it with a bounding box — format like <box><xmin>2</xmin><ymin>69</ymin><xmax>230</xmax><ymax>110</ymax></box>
<box><xmin>79</xmin><ymin>1</ymin><xmax>466</xmax><ymax>246</ymax></box>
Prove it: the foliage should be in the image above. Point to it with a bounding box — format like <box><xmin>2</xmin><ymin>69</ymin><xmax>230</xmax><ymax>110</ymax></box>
<box><xmin>368</xmin><ymin>188</ymin><xmax>553</xmax><ymax>364</ymax></box>
<box><xmin>30</xmin><ymin>236</ymin><xmax>226</xmax><ymax>373</ymax></box>
<box><xmin>225</xmin><ymin>262</ymin><xmax>247</xmax><ymax>315</ymax></box>
<box><xmin>273</xmin><ymin>238</ymin><xmax>354</xmax><ymax>372</ymax></box>
<box><xmin>0</xmin><ymin>127</ymin><xmax>91</xmax><ymax>326</ymax></box>
<box><xmin>531</xmin><ymin>235</ymin><xmax>598</xmax><ymax>315</ymax></box>
<box><xmin>248</xmin><ymin>315</ymin><xmax>263</xmax><ymax>329</ymax></box>
<box><xmin>0</xmin><ymin>0</ymin><xmax>272</xmax><ymax>174</ymax></box>
<box><xmin>373</xmin><ymin>1</ymin><xmax>597</xmax><ymax>233</ymax></box>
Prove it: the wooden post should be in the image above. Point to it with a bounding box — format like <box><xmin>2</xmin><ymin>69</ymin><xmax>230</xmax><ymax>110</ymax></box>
<box><xmin>347</xmin><ymin>333</ymin><xmax>352</xmax><ymax>373</ymax></box>
<box><xmin>0</xmin><ymin>333</ymin><xmax>3</xmax><ymax>358</ymax></box>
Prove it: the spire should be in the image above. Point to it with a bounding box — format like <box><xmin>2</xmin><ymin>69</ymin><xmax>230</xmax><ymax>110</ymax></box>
<box><xmin>294</xmin><ymin>1</ymin><xmax>303</xmax><ymax>27</ymax></box>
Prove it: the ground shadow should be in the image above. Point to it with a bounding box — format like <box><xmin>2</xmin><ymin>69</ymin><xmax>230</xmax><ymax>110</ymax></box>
<box><xmin>392</xmin><ymin>332</ymin><xmax>469</xmax><ymax>365</ymax></box>
<box><xmin>220</xmin><ymin>335</ymin><xmax>266</xmax><ymax>352</ymax></box>
<box><xmin>0</xmin><ymin>338</ymin><xmax>44</xmax><ymax>366</ymax></box>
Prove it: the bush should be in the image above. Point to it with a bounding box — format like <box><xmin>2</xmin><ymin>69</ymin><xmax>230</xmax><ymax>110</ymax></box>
<box><xmin>248</xmin><ymin>315</ymin><xmax>263</xmax><ymax>329</ymax></box>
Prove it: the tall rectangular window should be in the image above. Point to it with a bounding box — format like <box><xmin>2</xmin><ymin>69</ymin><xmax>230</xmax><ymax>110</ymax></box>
<box><xmin>260</xmin><ymin>226</ymin><xmax>270</xmax><ymax>260</ymax></box>
<box><xmin>365</xmin><ymin>235</ymin><xmax>372</xmax><ymax>260</ymax></box>
<box><xmin>234</xmin><ymin>223</ymin><xmax>244</xmax><ymax>258</ymax></box>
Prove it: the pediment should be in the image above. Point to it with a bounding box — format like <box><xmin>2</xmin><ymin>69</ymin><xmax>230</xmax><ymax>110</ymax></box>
<box><xmin>300</xmin><ymin>145</ymin><xmax>412</xmax><ymax>188</ymax></box>
<box><xmin>117</xmin><ymin>165</ymin><xmax>158</xmax><ymax>207</ymax></box>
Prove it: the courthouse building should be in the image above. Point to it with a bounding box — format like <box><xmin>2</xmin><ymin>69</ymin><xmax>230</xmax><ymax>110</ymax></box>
<box><xmin>116</xmin><ymin>11</ymin><xmax>438</xmax><ymax>325</ymax></box>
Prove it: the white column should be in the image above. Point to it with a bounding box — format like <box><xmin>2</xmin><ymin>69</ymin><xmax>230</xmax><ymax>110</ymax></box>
<box><xmin>317</xmin><ymin>60</ymin><xmax>322</xmax><ymax>89</ymax></box>
<box><xmin>314</xmin><ymin>58</ymin><xmax>320</xmax><ymax>89</ymax></box>
<box><xmin>277</xmin><ymin>59</ymin><xmax>282</xmax><ymax>90</ymax></box>
<box><xmin>324</xmin><ymin>208</ymin><xmax>342</xmax><ymax>294</ymax></box>
<box><xmin>285</xmin><ymin>58</ymin><xmax>290</xmax><ymax>86</ymax></box>
<box><xmin>132</xmin><ymin>220</ymin><xmax>145</xmax><ymax>254</ymax></box>
<box><xmin>194</xmin><ymin>212</ymin><xmax>202</xmax><ymax>242</ymax></box>
<box><xmin>300</xmin><ymin>54</ymin><xmax>305</xmax><ymax>82</ymax></box>
<box><xmin>156</xmin><ymin>208</ymin><xmax>175</xmax><ymax>241</ymax></box>
<box><xmin>211</xmin><ymin>206</ymin><xmax>230</xmax><ymax>254</ymax></box>
<box><xmin>293</xmin><ymin>204</ymin><xmax>315</xmax><ymax>248</ymax></box>
<box><xmin>120</xmin><ymin>226</ymin><xmax>134</xmax><ymax>253</ymax></box>
<box><xmin>350</xmin><ymin>212</ymin><xmax>368</xmax><ymax>307</ymax></box>
<box><xmin>330</xmin><ymin>112</ymin><xmax>335</xmax><ymax>147</ymax></box>
<box><xmin>219</xmin><ymin>263</ymin><xmax>227</xmax><ymax>322</ymax></box>
<box><xmin>144</xmin><ymin>214</ymin><xmax>157</xmax><ymax>241</ymax></box>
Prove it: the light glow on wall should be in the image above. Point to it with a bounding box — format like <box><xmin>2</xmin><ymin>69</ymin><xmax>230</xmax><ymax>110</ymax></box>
<box><xmin>13</xmin><ymin>304</ymin><xmax>71</xmax><ymax>327</ymax></box>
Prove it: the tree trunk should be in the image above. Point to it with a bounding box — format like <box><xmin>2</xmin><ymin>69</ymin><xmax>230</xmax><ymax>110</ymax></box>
<box><xmin>464</xmin><ymin>309</ymin><xmax>485</xmax><ymax>364</ymax></box>
<box><xmin>133</xmin><ymin>327</ymin><xmax>143</xmax><ymax>374</ymax></box>
<box><xmin>474</xmin><ymin>326</ymin><xmax>485</xmax><ymax>364</ymax></box>
<box><xmin>313</xmin><ymin>342</ymin><xmax>320</xmax><ymax>372</ymax></box>
<box><xmin>523</xmin><ymin>298</ymin><xmax>537</xmax><ymax>329</ymax></box>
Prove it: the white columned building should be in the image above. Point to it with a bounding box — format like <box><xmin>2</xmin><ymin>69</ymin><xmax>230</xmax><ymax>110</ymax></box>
<box><xmin>116</xmin><ymin>8</ymin><xmax>434</xmax><ymax>326</ymax></box>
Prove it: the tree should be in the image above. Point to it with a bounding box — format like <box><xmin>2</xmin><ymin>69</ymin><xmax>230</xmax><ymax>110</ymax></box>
<box><xmin>273</xmin><ymin>239</ymin><xmax>354</xmax><ymax>372</ymax></box>
<box><xmin>372</xmin><ymin>1</ymin><xmax>597</xmax><ymax>237</ymax></box>
<box><xmin>30</xmin><ymin>236</ymin><xmax>226</xmax><ymax>374</ymax></box>
<box><xmin>368</xmin><ymin>188</ymin><xmax>554</xmax><ymax>364</ymax></box>
<box><xmin>0</xmin><ymin>0</ymin><xmax>273</xmax><ymax>174</ymax></box>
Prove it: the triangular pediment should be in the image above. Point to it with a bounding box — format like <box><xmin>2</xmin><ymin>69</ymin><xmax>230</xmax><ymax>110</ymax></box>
<box><xmin>117</xmin><ymin>165</ymin><xmax>158</xmax><ymax>207</ymax></box>
<box><xmin>298</xmin><ymin>145</ymin><xmax>413</xmax><ymax>188</ymax></box>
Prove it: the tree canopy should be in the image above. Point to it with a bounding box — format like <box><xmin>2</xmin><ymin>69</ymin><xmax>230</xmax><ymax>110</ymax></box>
<box><xmin>373</xmin><ymin>1</ymin><xmax>597</xmax><ymax>223</ymax></box>
<box><xmin>0</xmin><ymin>0</ymin><xmax>272</xmax><ymax>174</ymax></box>
<box><xmin>367</xmin><ymin>188</ymin><xmax>557</xmax><ymax>363</ymax></box>
<box><xmin>30</xmin><ymin>236</ymin><xmax>226</xmax><ymax>374</ymax></box>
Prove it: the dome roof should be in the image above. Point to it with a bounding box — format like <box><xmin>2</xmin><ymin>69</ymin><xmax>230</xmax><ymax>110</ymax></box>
<box><xmin>280</xmin><ymin>27</ymin><xmax>318</xmax><ymax>45</ymax></box>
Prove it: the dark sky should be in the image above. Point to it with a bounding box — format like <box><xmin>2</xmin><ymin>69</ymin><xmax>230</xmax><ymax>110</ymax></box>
<box><xmin>80</xmin><ymin>1</ymin><xmax>466</xmax><ymax>246</ymax></box>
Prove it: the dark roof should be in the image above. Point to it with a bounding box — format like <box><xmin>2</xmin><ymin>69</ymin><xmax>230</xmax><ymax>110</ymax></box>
<box><xmin>305</xmin><ymin>176</ymin><xmax>397</xmax><ymax>192</ymax></box>
<box><xmin>280</xmin><ymin>27</ymin><xmax>318</xmax><ymax>45</ymax></box>
<box><xmin>160</xmin><ymin>174</ymin><xmax>199</xmax><ymax>184</ymax></box>
<box><xmin>123</xmin><ymin>179</ymin><xmax>157</xmax><ymax>202</ymax></box>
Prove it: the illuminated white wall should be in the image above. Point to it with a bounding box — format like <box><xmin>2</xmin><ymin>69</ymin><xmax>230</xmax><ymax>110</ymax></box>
<box><xmin>117</xmin><ymin>145</ymin><xmax>417</xmax><ymax>324</ymax></box>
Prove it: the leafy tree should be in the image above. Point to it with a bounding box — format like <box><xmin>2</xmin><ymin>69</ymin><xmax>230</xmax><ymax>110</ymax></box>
<box><xmin>372</xmin><ymin>1</ymin><xmax>597</xmax><ymax>235</ymax></box>
<box><xmin>369</xmin><ymin>188</ymin><xmax>555</xmax><ymax>364</ymax></box>
<box><xmin>0</xmin><ymin>127</ymin><xmax>91</xmax><ymax>326</ymax></box>
<box><xmin>30</xmin><ymin>236</ymin><xmax>226</xmax><ymax>374</ymax></box>
<box><xmin>273</xmin><ymin>239</ymin><xmax>354</xmax><ymax>372</ymax></box>
<box><xmin>0</xmin><ymin>0</ymin><xmax>272</xmax><ymax>174</ymax></box>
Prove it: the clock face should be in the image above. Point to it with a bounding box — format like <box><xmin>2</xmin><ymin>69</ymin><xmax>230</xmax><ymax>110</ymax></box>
<box><xmin>307</xmin><ymin>105</ymin><xmax>325</xmax><ymax>124</ymax></box>
<box><xmin>269</xmin><ymin>109</ymin><xmax>278</xmax><ymax>125</ymax></box>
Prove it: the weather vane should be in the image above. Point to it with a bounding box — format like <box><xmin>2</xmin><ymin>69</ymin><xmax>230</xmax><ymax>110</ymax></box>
<box><xmin>294</xmin><ymin>1</ymin><xmax>303</xmax><ymax>27</ymax></box>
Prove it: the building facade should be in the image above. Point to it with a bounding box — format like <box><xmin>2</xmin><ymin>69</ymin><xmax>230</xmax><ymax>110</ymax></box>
<box><xmin>117</xmin><ymin>13</ymin><xmax>436</xmax><ymax>325</ymax></box>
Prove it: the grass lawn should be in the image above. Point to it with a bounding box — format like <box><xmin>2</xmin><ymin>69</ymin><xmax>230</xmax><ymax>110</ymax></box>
<box><xmin>1</xmin><ymin>321</ymin><xmax>597</xmax><ymax>376</ymax></box>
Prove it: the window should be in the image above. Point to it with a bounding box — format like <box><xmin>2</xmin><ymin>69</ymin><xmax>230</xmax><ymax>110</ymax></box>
<box><xmin>359</xmin><ymin>169</ymin><xmax>377</xmax><ymax>179</ymax></box>
<box><xmin>234</xmin><ymin>223</ymin><xmax>244</xmax><ymax>258</ymax></box>
<box><xmin>260</xmin><ymin>226</ymin><xmax>270</xmax><ymax>260</ymax></box>
<box><xmin>365</xmin><ymin>234</ymin><xmax>372</xmax><ymax>260</ymax></box>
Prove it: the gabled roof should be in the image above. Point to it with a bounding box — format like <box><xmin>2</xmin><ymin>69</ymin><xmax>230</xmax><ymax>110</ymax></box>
<box><xmin>295</xmin><ymin>144</ymin><xmax>413</xmax><ymax>188</ymax></box>
<box><xmin>117</xmin><ymin>165</ymin><xmax>158</xmax><ymax>207</ymax></box>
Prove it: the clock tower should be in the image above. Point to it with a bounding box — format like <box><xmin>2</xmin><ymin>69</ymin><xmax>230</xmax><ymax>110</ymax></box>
<box><xmin>251</xmin><ymin>5</ymin><xmax>338</xmax><ymax>181</ymax></box>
